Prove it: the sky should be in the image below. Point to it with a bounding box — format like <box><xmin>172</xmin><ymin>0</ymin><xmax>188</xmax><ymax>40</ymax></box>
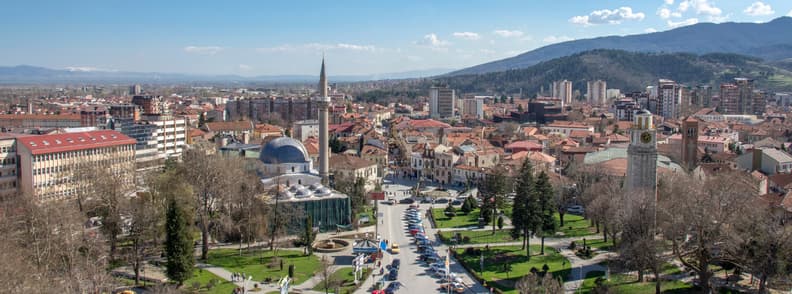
<box><xmin>1</xmin><ymin>0</ymin><xmax>791</xmax><ymax>76</ymax></box>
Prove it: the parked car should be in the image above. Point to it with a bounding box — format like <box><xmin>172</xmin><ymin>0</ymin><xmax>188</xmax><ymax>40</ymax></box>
<box><xmin>435</xmin><ymin>198</ymin><xmax>449</xmax><ymax>204</ymax></box>
<box><xmin>566</xmin><ymin>205</ymin><xmax>585</xmax><ymax>214</ymax></box>
<box><xmin>387</xmin><ymin>270</ymin><xmax>399</xmax><ymax>281</ymax></box>
<box><xmin>433</xmin><ymin>268</ymin><xmax>449</xmax><ymax>277</ymax></box>
<box><xmin>385</xmin><ymin>282</ymin><xmax>403</xmax><ymax>294</ymax></box>
<box><xmin>441</xmin><ymin>282</ymin><xmax>466</xmax><ymax>293</ymax></box>
<box><xmin>391</xmin><ymin>259</ymin><xmax>401</xmax><ymax>270</ymax></box>
<box><xmin>409</xmin><ymin>203</ymin><xmax>419</xmax><ymax>208</ymax></box>
<box><xmin>420</xmin><ymin>198</ymin><xmax>433</xmax><ymax>204</ymax></box>
<box><xmin>451</xmin><ymin>200</ymin><xmax>462</xmax><ymax>206</ymax></box>
<box><xmin>399</xmin><ymin>198</ymin><xmax>415</xmax><ymax>204</ymax></box>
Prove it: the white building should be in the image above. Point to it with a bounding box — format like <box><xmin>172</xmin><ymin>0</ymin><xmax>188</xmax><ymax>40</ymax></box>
<box><xmin>462</xmin><ymin>97</ymin><xmax>484</xmax><ymax>119</ymax></box>
<box><xmin>658</xmin><ymin>79</ymin><xmax>681</xmax><ymax>120</ymax></box>
<box><xmin>736</xmin><ymin>148</ymin><xmax>792</xmax><ymax>175</ymax></box>
<box><xmin>587</xmin><ymin>80</ymin><xmax>607</xmax><ymax>106</ymax></box>
<box><xmin>293</xmin><ymin>119</ymin><xmax>320</xmax><ymax>141</ymax></box>
<box><xmin>552</xmin><ymin>80</ymin><xmax>573</xmax><ymax>106</ymax></box>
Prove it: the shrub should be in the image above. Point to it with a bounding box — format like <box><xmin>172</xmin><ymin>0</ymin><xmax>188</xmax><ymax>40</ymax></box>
<box><xmin>568</xmin><ymin>241</ymin><xmax>577</xmax><ymax>250</ymax></box>
<box><xmin>462</xmin><ymin>236</ymin><xmax>471</xmax><ymax>244</ymax></box>
<box><xmin>542</xmin><ymin>263</ymin><xmax>550</xmax><ymax>273</ymax></box>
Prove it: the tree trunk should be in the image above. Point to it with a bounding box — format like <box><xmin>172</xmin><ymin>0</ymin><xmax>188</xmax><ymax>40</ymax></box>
<box><xmin>525</xmin><ymin>228</ymin><xmax>531</xmax><ymax>258</ymax></box>
<box><xmin>698</xmin><ymin>270</ymin><xmax>712</xmax><ymax>294</ymax></box>
<box><xmin>540</xmin><ymin>236</ymin><xmax>545</xmax><ymax>255</ymax></box>
<box><xmin>602</xmin><ymin>224</ymin><xmax>608</xmax><ymax>243</ymax></box>
<box><xmin>758</xmin><ymin>274</ymin><xmax>768</xmax><ymax>294</ymax></box>
<box><xmin>559</xmin><ymin>212</ymin><xmax>565</xmax><ymax>227</ymax></box>
<box><xmin>521</xmin><ymin>231</ymin><xmax>527</xmax><ymax>250</ymax></box>
<box><xmin>595</xmin><ymin>221</ymin><xmax>600</xmax><ymax>233</ymax></box>
<box><xmin>638</xmin><ymin>270</ymin><xmax>644</xmax><ymax>282</ymax></box>
<box><xmin>201</xmin><ymin>216</ymin><xmax>209</xmax><ymax>261</ymax></box>
<box><xmin>652</xmin><ymin>267</ymin><xmax>661</xmax><ymax>294</ymax></box>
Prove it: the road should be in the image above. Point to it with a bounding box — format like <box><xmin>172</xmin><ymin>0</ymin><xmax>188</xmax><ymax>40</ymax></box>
<box><xmin>356</xmin><ymin>180</ymin><xmax>488</xmax><ymax>293</ymax></box>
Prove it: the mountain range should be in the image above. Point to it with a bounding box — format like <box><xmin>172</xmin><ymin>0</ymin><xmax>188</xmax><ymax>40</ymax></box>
<box><xmin>434</xmin><ymin>50</ymin><xmax>792</xmax><ymax>95</ymax></box>
<box><xmin>450</xmin><ymin>17</ymin><xmax>792</xmax><ymax>76</ymax></box>
<box><xmin>0</xmin><ymin>65</ymin><xmax>453</xmax><ymax>85</ymax></box>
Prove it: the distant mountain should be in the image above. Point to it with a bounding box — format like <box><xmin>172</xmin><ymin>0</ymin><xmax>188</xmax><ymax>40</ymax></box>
<box><xmin>0</xmin><ymin>65</ymin><xmax>454</xmax><ymax>85</ymax></box>
<box><xmin>450</xmin><ymin>17</ymin><xmax>792</xmax><ymax>76</ymax></box>
<box><xmin>434</xmin><ymin>50</ymin><xmax>792</xmax><ymax>95</ymax></box>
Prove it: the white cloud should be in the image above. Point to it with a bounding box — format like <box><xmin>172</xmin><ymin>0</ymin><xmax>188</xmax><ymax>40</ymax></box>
<box><xmin>788</xmin><ymin>10</ymin><xmax>792</xmax><ymax>16</ymax></box>
<box><xmin>452</xmin><ymin>32</ymin><xmax>480</xmax><ymax>40</ymax></box>
<box><xmin>493</xmin><ymin>30</ymin><xmax>524</xmax><ymax>38</ymax></box>
<box><xmin>569</xmin><ymin>6</ymin><xmax>645</xmax><ymax>26</ymax></box>
<box><xmin>744</xmin><ymin>1</ymin><xmax>774</xmax><ymax>16</ymax></box>
<box><xmin>238</xmin><ymin>64</ymin><xmax>251</xmax><ymax>71</ymax></box>
<box><xmin>479</xmin><ymin>49</ymin><xmax>497</xmax><ymax>55</ymax></box>
<box><xmin>665</xmin><ymin>0</ymin><xmax>674</xmax><ymax>4</ymax></box>
<box><xmin>543</xmin><ymin>35</ymin><xmax>574</xmax><ymax>43</ymax></box>
<box><xmin>184</xmin><ymin>46</ymin><xmax>224</xmax><ymax>55</ymax></box>
<box><xmin>658</xmin><ymin>8</ymin><xmax>672</xmax><ymax>19</ymax></box>
<box><xmin>644</xmin><ymin>28</ymin><xmax>658</xmax><ymax>33</ymax></box>
<box><xmin>422</xmin><ymin>33</ymin><xmax>449</xmax><ymax>47</ymax></box>
<box><xmin>678</xmin><ymin>0</ymin><xmax>721</xmax><ymax>16</ymax></box>
<box><xmin>667</xmin><ymin>18</ymin><xmax>699</xmax><ymax>28</ymax></box>
<box><xmin>257</xmin><ymin>43</ymin><xmax>377</xmax><ymax>52</ymax></box>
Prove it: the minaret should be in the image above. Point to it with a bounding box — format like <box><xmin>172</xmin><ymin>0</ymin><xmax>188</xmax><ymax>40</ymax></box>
<box><xmin>626</xmin><ymin>109</ymin><xmax>658</xmax><ymax>195</ymax></box>
<box><xmin>316</xmin><ymin>58</ymin><xmax>331</xmax><ymax>184</ymax></box>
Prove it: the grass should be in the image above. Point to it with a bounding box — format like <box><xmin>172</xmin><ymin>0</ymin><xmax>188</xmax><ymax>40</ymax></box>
<box><xmin>439</xmin><ymin>229</ymin><xmax>516</xmax><ymax>244</ymax></box>
<box><xmin>312</xmin><ymin>267</ymin><xmax>371</xmax><ymax>294</ymax></box>
<box><xmin>554</xmin><ymin>213</ymin><xmax>596</xmax><ymax>237</ymax></box>
<box><xmin>579</xmin><ymin>272</ymin><xmax>695</xmax><ymax>294</ymax></box>
<box><xmin>184</xmin><ymin>268</ymin><xmax>238</xmax><ymax>294</ymax></box>
<box><xmin>454</xmin><ymin>245</ymin><xmax>571</xmax><ymax>294</ymax></box>
<box><xmin>661</xmin><ymin>262</ymin><xmax>683</xmax><ymax>276</ymax></box>
<box><xmin>431</xmin><ymin>208</ymin><xmax>481</xmax><ymax>228</ymax></box>
<box><xmin>582</xmin><ymin>238</ymin><xmax>614</xmax><ymax>251</ymax></box>
<box><xmin>207</xmin><ymin>248</ymin><xmax>321</xmax><ymax>285</ymax></box>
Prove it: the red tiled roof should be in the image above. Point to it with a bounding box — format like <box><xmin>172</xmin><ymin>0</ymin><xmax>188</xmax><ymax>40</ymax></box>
<box><xmin>0</xmin><ymin>114</ymin><xmax>81</xmax><ymax>121</ymax></box>
<box><xmin>505</xmin><ymin>140</ymin><xmax>543</xmax><ymax>151</ymax></box>
<box><xmin>17</xmin><ymin>130</ymin><xmax>135</xmax><ymax>155</ymax></box>
<box><xmin>205</xmin><ymin>120</ymin><xmax>253</xmax><ymax>132</ymax></box>
<box><xmin>408</xmin><ymin>119</ymin><xmax>451</xmax><ymax>129</ymax></box>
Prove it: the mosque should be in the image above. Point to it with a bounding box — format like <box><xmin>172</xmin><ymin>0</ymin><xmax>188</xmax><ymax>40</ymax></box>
<box><xmin>258</xmin><ymin>59</ymin><xmax>351</xmax><ymax>231</ymax></box>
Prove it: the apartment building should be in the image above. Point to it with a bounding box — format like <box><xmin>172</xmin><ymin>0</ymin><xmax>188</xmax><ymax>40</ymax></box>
<box><xmin>16</xmin><ymin>130</ymin><xmax>136</xmax><ymax>201</ymax></box>
<box><xmin>429</xmin><ymin>87</ymin><xmax>456</xmax><ymax>119</ymax></box>
<box><xmin>0</xmin><ymin>134</ymin><xmax>20</xmax><ymax>199</ymax></box>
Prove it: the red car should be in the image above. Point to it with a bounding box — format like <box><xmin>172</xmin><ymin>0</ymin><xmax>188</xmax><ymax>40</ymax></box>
<box><xmin>410</xmin><ymin>228</ymin><xmax>424</xmax><ymax>235</ymax></box>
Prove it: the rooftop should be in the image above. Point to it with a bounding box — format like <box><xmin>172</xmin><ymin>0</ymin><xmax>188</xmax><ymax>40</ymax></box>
<box><xmin>17</xmin><ymin>130</ymin><xmax>136</xmax><ymax>155</ymax></box>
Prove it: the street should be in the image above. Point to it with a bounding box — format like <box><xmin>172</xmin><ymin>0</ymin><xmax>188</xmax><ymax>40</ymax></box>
<box><xmin>356</xmin><ymin>180</ymin><xmax>488</xmax><ymax>294</ymax></box>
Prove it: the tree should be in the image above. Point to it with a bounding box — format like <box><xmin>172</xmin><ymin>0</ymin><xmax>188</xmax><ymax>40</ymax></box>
<box><xmin>126</xmin><ymin>188</ymin><xmax>166</xmax><ymax>285</ymax></box>
<box><xmin>329</xmin><ymin>137</ymin><xmax>347</xmax><ymax>153</ymax></box>
<box><xmin>481</xmin><ymin>168</ymin><xmax>508</xmax><ymax>235</ymax></box>
<box><xmin>461</xmin><ymin>197</ymin><xmax>472</xmax><ymax>214</ymax></box>
<box><xmin>304</xmin><ymin>215</ymin><xmax>316</xmax><ymax>255</ymax></box>
<box><xmin>164</xmin><ymin>196</ymin><xmax>195</xmax><ymax>287</ymax></box>
<box><xmin>617</xmin><ymin>190</ymin><xmax>666</xmax><ymax>293</ymax></box>
<box><xmin>515</xmin><ymin>272</ymin><xmax>564</xmax><ymax>294</ymax></box>
<box><xmin>511</xmin><ymin>159</ymin><xmax>535</xmax><ymax>252</ymax></box>
<box><xmin>534</xmin><ymin>171</ymin><xmax>557</xmax><ymax>255</ymax></box>
<box><xmin>517</xmin><ymin>104</ymin><xmax>524</xmax><ymax>113</ymax></box>
<box><xmin>335</xmin><ymin>176</ymin><xmax>367</xmax><ymax>215</ymax></box>
<box><xmin>497</xmin><ymin>215</ymin><xmax>504</xmax><ymax>230</ymax></box>
<box><xmin>509</xmin><ymin>96</ymin><xmax>515</xmax><ymax>104</ymax></box>
<box><xmin>445</xmin><ymin>202</ymin><xmax>457</xmax><ymax>216</ymax></box>
<box><xmin>658</xmin><ymin>171</ymin><xmax>755</xmax><ymax>293</ymax></box>
<box><xmin>728</xmin><ymin>203</ymin><xmax>792</xmax><ymax>293</ymax></box>
<box><xmin>318</xmin><ymin>256</ymin><xmax>338</xmax><ymax>294</ymax></box>
<box><xmin>500</xmin><ymin>95</ymin><xmax>507</xmax><ymax>104</ymax></box>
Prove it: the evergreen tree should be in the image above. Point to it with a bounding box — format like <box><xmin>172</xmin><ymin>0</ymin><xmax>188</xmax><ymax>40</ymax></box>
<box><xmin>481</xmin><ymin>168</ymin><xmax>508</xmax><ymax>235</ymax></box>
<box><xmin>534</xmin><ymin>171</ymin><xmax>558</xmax><ymax>255</ymax></box>
<box><xmin>509</xmin><ymin>96</ymin><xmax>515</xmax><ymax>104</ymax></box>
<box><xmin>304</xmin><ymin>215</ymin><xmax>315</xmax><ymax>255</ymax></box>
<box><xmin>460</xmin><ymin>197</ymin><xmax>472</xmax><ymax>214</ymax></box>
<box><xmin>164</xmin><ymin>198</ymin><xmax>194</xmax><ymax>287</ymax></box>
<box><xmin>511</xmin><ymin>159</ymin><xmax>534</xmax><ymax>250</ymax></box>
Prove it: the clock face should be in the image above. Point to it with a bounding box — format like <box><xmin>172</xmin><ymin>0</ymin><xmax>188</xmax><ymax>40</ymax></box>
<box><xmin>641</xmin><ymin>132</ymin><xmax>652</xmax><ymax>143</ymax></box>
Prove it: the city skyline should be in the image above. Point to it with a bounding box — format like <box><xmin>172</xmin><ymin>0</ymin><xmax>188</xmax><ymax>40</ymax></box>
<box><xmin>2</xmin><ymin>0</ymin><xmax>792</xmax><ymax>76</ymax></box>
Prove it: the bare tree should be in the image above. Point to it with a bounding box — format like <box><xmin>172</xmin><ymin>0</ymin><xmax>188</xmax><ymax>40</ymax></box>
<box><xmin>616</xmin><ymin>189</ymin><xmax>667</xmax><ymax>294</ymax></box>
<box><xmin>728</xmin><ymin>202</ymin><xmax>792</xmax><ymax>293</ymax></box>
<box><xmin>318</xmin><ymin>256</ymin><xmax>339</xmax><ymax>294</ymax></box>
<box><xmin>515</xmin><ymin>272</ymin><xmax>564</xmax><ymax>294</ymax></box>
<box><xmin>658</xmin><ymin>171</ymin><xmax>755</xmax><ymax>293</ymax></box>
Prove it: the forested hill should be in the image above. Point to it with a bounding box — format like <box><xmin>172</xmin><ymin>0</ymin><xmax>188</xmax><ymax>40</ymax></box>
<box><xmin>449</xmin><ymin>17</ymin><xmax>792</xmax><ymax>76</ymax></box>
<box><xmin>433</xmin><ymin>50</ymin><xmax>792</xmax><ymax>95</ymax></box>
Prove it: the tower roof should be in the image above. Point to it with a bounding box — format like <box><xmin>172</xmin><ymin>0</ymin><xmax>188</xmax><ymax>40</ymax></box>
<box><xmin>319</xmin><ymin>58</ymin><xmax>328</xmax><ymax>98</ymax></box>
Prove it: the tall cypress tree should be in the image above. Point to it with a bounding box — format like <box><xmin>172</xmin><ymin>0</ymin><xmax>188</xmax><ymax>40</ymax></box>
<box><xmin>165</xmin><ymin>198</ymin><xmax>194</xmax><ymax>287</ymax></box>
<box><xmin>534</xmin><ymin>171</ymin><xmax>557</xmax><ymax>255</ymax></box>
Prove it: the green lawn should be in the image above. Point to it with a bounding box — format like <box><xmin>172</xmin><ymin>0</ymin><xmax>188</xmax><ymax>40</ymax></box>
<box><xmin>439</xmin><ymin>229</ymin><xmax>515</xmax><ymax>244</ymax></box>
<box><xmin>207</xmin><ymin>248</ymin><xmax>321</xmax><ymax>285</ymax></box>
<box><xmin>454</xmin><ymin>245</ymin><xmax>571</xmax><ymax>294</ymax></box>
<box><xmin>581</xmin><ymin>273</ymin><xmax>695</xmax><ymax>294</ymax></box>
<box><xmin>582</xmin><ymin>238</ymin><xmax>614</xmax><ymax>251</ymax></box>
<box><xmin>554</xmin><ymin>213</ymin><xmax>596</xmax><ymax>237</ymax></box>
<box><xmin>312</xmin><ymin>267</ymin><xmax>371</xmax><ymax>294</ymax></box>
<box><xmin>432</xmin><ymin>208</ymin><xmax>481</xmax><ymax>228</ymax></box>
<box><xmin>184</xmin><ymin>268</ymin><xmax>238</xmax><ymax>294</ymax></box>
<box><xmin>661</xmin><ymin>262</ymin><xmax>683</xmax><ymax>276</ymax></box>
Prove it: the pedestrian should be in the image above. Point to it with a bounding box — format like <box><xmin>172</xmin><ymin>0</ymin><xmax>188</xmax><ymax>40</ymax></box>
<box><xmin>232</xmin><ymin>272</ymin><xmax>236</xmax><ymax>282</ymax></box>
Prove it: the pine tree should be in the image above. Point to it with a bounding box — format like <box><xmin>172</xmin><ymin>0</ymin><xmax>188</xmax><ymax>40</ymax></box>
<box><xmin>164</xmin><ymin>198</ymin><xmax>194</xmax><ymax>287</ymax></box>
<box><xmin>534</xmin><ymin>171</ymin><xmax>557</xmax><ymax>255</ymax></box>
<box><xmin>304</xmin><ymin>215</ymin><xmax>315</xmax><ymax>255</ymax></box>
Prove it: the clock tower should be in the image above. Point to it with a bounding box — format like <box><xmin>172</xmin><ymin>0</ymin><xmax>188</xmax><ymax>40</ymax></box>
<box><xmin>626</xmin><ymin>109</ymin><xmax>658</xmax><ymax>194</ymax></box>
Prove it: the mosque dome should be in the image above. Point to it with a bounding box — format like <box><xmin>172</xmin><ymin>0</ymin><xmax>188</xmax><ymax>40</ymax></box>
<box><xmin>259</xmin><ymin>137</ymin><xmax>310</xmax><ymax>164</ymax></box>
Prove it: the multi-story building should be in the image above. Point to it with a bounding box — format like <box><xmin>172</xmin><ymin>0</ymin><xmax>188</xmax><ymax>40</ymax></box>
<box><xmin>752</xmin><ymin>90</ymin><xmax>767</xmax><ymax>116</ymax></box>
<box><xmin>720</xmin><ymin>83</ymin><xmax>740</xmax><ymax>114</ymax></box>
<box><xmin>0</xmin><ymin>114</ymin><xmax>83</xmax><ymax>129</ymax></box>
<box><xmin>131</xmin><ymin>95</ymin><xmax>164</xmax><ymax>114</ymax></box>
<box><xmin>109</xmin><ymin>113</ymin><xmax>186</xmax><ymax>172</ymax></box>
<box><xmin>226</xmin><ymin>97</ymin><xmax>317</xmax><ymax>125</ymax></box>
<box><xmin>722</xmin><ymin>78</ymin><xmax>763</xmax><ymax>115</ymax></box>
<box><xmin>429</xmin><ymin>87</ymin><xmax>456</xmax><ymax>119</ymax></box>
<box><xmin>736</xmin><ymin>148</ymin><xmax>792</xmax><ymax>175</ymax></box>
<box><xmin>541</xmin><ymin>121</ymin><xmax>595</xmax><ymax>137</ymax></box>
<box><xmin>552</xmin><ymin>80</ymin><xmax>573</xmax><ymax>106</ymax></box>
<box><xmin>657</xmin><ymin>79</ymin><xmax>681</xmax><ymax>120</ymax></box>
<box><xmin>0</xmin><ymin>134</ymin><xmax>20</xmax><ymax>199</ymax></box>
<box><xmin>293</xmin><ymin>119</ymin><xmax>320</xmax><ymax>141</ymax></box>
<box><xmin>587</xmin><ymin>80</ymin><xmax>607</xmax><ymax>106</ymax></box>
<box><xmin>462</xmin><ymin>97</ymin><xmax>484</xmax><ymax>119</ymax></box>
<box><xmin>735</xmin><ymin>78</ymin><xmax>755</xmax><ymax>115</ymax></box>
<box><xmin>16</xmin><ymin>130</ymin><xmax>136</xmax><ymax>201</ymax></box>
<box><xmin>612</xmin><ymin>98</ymin><xmax>640</xmax><ymax>121</ymax></box>
<box><xmin>329</xmin><ymin>154</ymin><xmax>380</xmax><ymax>192</ymax></box>
<box><xmin>80</xmin><ymin>106</ymin><xmax>108</xmax><ymax>127</ymax></box>
<box><xmin>144</xmin><ymin>114</ymin><xmax>186</xmax><ymax>160</ymax></box>
<box><xmin>692</xmin><ymin>85</ymin><xmax>712</xmax><ymax>108</ymax></box>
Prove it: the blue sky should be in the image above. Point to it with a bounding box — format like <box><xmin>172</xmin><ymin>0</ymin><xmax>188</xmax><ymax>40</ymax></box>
<box><xmin>2</xmin><ymin>0</ymin><xmax>791</xmax><ymax>76</ymax></box>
